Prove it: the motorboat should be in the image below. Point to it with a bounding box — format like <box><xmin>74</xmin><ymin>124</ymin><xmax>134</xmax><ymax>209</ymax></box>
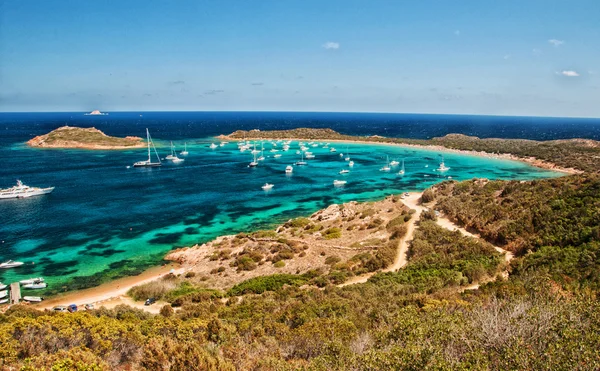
<box><xmin>273</xmin><ymin>154</ymin><xmax>282</xmax><ymax>158</ymax></box>
<box><xmin>349</xmin><ymin>161</ymin><xmax>355</xmax><ymax>167</ymax></box>
<box><xmin>23</xmin><ymin>296</ymin><xmax>43</xmax><ymax>302</ymax></box>
<box><xmin>339</xmin><ymin>170</ymin><xmax>350</xmax><ymax>174</ymax></box>
<box><xmin>333</xmin><ymin>180</ymin><xmax>347</xmax><ymax>186</ymax></box>
<box><xmin>23</xmin><ymin>282</ymin><xmax>47</xmax><ymax>289</ymax></box>
<box><xmin>437</xmin><ymin>155</ymin><xmax>450</xmax><ymax>171</ymax></box>
<box><xmin>209</xmin><ymin>143</ymin><xmax>218</xmax><ymax>149</ymax></box>
<box><xmin>20</xmin><ymin>277</ymin><xmax>44</xmax><ymax>285</ymax></box>
<box><xmin>285</xmin><ymin>165</ymin><xmax>293</xmax><ymax>174</ymax></box>
<box><xmin>0</xmin><ymin>260</ymin><xmax>24</xmax><ymax>269</ymax></box>
<box><xmin>0</xmin><ymin>290</ymin><xmax>7</xmax><ymax>299</ymax></box>
<box><xmin>262</xmin><ymin>183</ymin><xmax>274</xmax><ymax>190</ymax></box>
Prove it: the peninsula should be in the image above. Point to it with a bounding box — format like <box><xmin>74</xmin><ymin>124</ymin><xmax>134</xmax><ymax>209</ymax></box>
<box><xmin>222</xmin><ymin>128</ymin><xmax>600</xmax><ymax>174</ymax></box>
<box><xmin>27</xmin><ymin>126</ymin><xmax>145</xmax><ymax>150</ymax></box>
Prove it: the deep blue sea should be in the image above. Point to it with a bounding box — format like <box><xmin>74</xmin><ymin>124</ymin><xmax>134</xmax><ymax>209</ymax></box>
<box><xmin>1</xmin><ymin>111</ymin><xmax>597</xmax><ymax>295</ymax></box>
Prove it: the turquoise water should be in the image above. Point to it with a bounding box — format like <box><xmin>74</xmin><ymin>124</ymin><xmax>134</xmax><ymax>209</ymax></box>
<box><xmin>0</xmin><ymin>137</ymin><xmax>562</xmax><ymax>294</ymax></box>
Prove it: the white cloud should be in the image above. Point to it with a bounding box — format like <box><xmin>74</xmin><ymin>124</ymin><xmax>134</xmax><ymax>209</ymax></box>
<box><xmin>322</xmin><ymin>42</ymin><xmax>340</xmax><ymax>50</ymax></box>
<box><xmin>454</xmin><ymin>30</ymin><xmax>460</xmax><ymax>36</ymax></box>
<box><xmin>548</xmin><ymin>39</ymin><xmax>565</xmax><ymax>47</ymax></box>
<box><xmin>559</xmin><ymin>70</ymin><xmax>580</xmax><ymax>77</ymax></box>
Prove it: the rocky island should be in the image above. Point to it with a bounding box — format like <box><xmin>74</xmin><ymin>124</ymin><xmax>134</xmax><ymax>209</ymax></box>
<box><xmin>27</xmin><ymin>126</ymin><xmax>145</xmax><ymax>150</ymax></box>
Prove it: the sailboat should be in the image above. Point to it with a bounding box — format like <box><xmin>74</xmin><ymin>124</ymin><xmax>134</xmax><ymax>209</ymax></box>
<box><xmin>167</xmin><ymin>142</ymin><xmax>184</xmax><ymax>163</ymax></box>
<box><xmin>344</xmin><ymin>146</ymin><xmax>350</xmax><ymax>161</ymax></box>
<box><xmin>379</xmin><ymin>155</ymin><xmax>391</xmax><ymax>172</ymax></box>
<box><xmin>436</xmin><ymin>155</ymin><xmax>450</xmax><ymax>171</ymax></box>
<box><xmin>295</xmin><ymin>151</ymin><xmax>307</xmax><ymax>166</ymax></box>
<box><xmin>261</xmin><ymin>183</ymin><xmax>274</xmax><ymax>190</ymax></box>
<box><xmin>180</xmin><ymin>143</ymin><xmax>189</xmax><ymax>156</ymax></box>
<box><xmin>398</xmin><ymin>159</ymin><xmax>405</xmax><ymax>175</ymax></box>
<box><xmin>133</xmin><ymin>129</ymin><xmax>162</xmax><ymax>167</ymax></box>
<box><xmin>257</xmin><ymin>142</ymin><xmax>265</xmax><ymax>161</ymax></box>
<box><xmin>249</xmin><ymin>152</ymin><xmax>258</xmax><ymax>167</ymax></box>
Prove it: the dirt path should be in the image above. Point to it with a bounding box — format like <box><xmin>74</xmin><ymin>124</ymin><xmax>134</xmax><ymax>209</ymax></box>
<box><xmin>338</xmin><ymin>192</ymin><xmax>424</xmax><ymax>287</ymax></box>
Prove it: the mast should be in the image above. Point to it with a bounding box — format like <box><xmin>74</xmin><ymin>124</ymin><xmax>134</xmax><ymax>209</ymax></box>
<box><xmin>146</xmin><ymin>128</ymin><xmax>151</xmax><ymax>162</ymax></box>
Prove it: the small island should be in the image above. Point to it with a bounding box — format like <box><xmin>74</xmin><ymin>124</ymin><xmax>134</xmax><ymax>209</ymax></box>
<box><xmin>27</xmin><ymin>126</ymin><xmax>145</xmax><ymax>150</ymax></box>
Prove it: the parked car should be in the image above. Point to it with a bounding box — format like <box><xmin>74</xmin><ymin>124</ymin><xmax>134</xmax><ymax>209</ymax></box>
<box><xmin>53</xmin><ymin>306</ymin><xmax>69</xmax><ymax>312</ymax></box>
<box><xmin>145</xmin><ymin>297</ymin><xmax>156</xmax><ymax>306</ymax></box>
<box><xmin>84</xmin><ymin>303</ymin><xmax>94</xmax><ymax>310</ymax></box>
<box><xmin>68</xmin><ymin>304</ymin><xmax>78</xmax><ymax>312</ymax></box>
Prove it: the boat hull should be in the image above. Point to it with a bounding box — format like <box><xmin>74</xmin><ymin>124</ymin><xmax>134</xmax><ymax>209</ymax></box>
<box><xmin>0</xmin><ymin>187</ymin><xmax>54</xmax><ymax>199</ymax></box>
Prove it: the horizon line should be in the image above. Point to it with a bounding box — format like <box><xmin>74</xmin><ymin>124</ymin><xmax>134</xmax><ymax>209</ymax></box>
<box><xmin>1</xmin><ymin>109</ymin><xmax>599</xmax><ymax>120</ymax></box>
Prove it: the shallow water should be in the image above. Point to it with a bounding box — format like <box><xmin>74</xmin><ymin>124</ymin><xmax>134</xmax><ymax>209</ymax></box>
<box><xmin>0</xmin><ymin>112</ymin><xmax>566</xmax><ymax>294</ymax></box>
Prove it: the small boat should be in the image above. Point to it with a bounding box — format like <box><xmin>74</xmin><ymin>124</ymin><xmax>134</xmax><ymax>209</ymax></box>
<box><xmin>398</xmin><ymin>159</ymin><xmax>405</xmax><ymax>175</ymax></box>
<box><xmin>448</xmin><ymin>176</ymin><xmax>453</xmax><ymax>179</ymax></box>
<box><xmin>0</xmin><ymin>260</ymin><xmax>24</xmax><ymax>269</ymax></box>
<box><xmin>220</xmin><ymin>141</ymin><xmax>228</xmax><ymax>146</ymax></box>
<box><xmin>180</xmin><ymin>143</ymin><xmax>189</xmax><ymax>156</ymax></box>
<box><xmin>330</xmin><ymin>147</ymin><xmax>337</xmax><ymax>152</ymax></box>
<box><xmin>273</xmin><ymin>154</ymin><xmax>282</xmax><ymax>158</ymax></box>
<box><xmin>339</xmin><ymin>170</ymin><xmax>350</xmax><ymax>174</ymax></box>
<box><xmin>262</xmin><ymin>183</ymin><xmax>274</xmax><ymax>190</ymax></box>
<box><xmin>172</xmin><ymin>156</ymin><xmax>184</xmax><ymax>163</ymax></box>
<box><xmin>166</xmin><ymin>141</ymin><xmax>177</xmax><ymax>160</ymax></box>
<box><xmin>349</xmin><ymin>161</ymin><xmax>355</xmax><ymax>167</ymax></box>
<box><xmin>209</xmin><ymin>143</ymin><xmax>218</xmax><ymax>149</ymax></box>
<box><xmin>340</xmin><ymin>153</ymin><xmax>344</xmax><ymax>157</ymax></box>
<box><xmin>23</xmin><ymin>282</ymin><xmax>47</xmax><ymax>289</ymax></box>
<box><xmin>257</xmin><ymin>143</ymin><xmax>265</xmax><ymax>161</ymax></box>
<box><xmin>285</xmin><ymin>165</ymin><xmax>293</xmax><ymax>174</ymax></box>
<box><xmin>270</xmin><ymin>149</ymin><xmax>279</xmax><ymax>153</ymax></box>
<box><xmin>0</xmin><ymin>180</ymin><xmax>54</xmax><ymax>199</ymax></box>
<box><xmin>333</xmin><ymin>180</ymin><xmax>347</xmax><ymax>186</ymax></box>
<box><xmin>0</xmin><ymin>290</ymin><xmax>7</xmax><ymax>299</ymax></box>
<box><xmin>390</xmin><ymin>160</ymin><xmax>399</xmax><ymax>166</ymax></box>
<box><xmin>425</xmin><ymin>164</ymin><xmax>429</xmax><ymax>168</ymax></box>
<box><xmin>0</xmin><ymin>283</ymin><xmax>6</xmax><ymax>290</ymax></box>
<box><xmin>380</xmin><ymin>155</ymin><xmax>391</xmax><ymax>172</ymax></box>
<box><xmin>0</xmin><ymin>298</ymin><xmax>8</xmax><ymax>304</ymax></box>
<box><xmin>436</xmin><ymin>155</ymin><xmax>450</xmax><ymax>171</ymax></box>
<box><xmin>23</xmin><ymin>296</ymin><xmax>43</xmax><ymax>302</ymax></box>
<box><xmin>295</xmin><ymin>151</ymin><xmax>307</xmax><ymax>166</ymax></box>
<box><xmin>305</xmin><ymin>154</ymin><xmax>315</xmax><ymax>159</ymax></box>
<box><xmin>133</xmin><ymin>129</ymin><xmax>162</xmax><ymax>168</ymax></box>
<box><xmin>249</xmin><ymin>152</ymin><xmax>258</xmax><ymax>167</ymax></box>
<box><xmin>20</xmin><ymin>277</ymin><xmax>44</xmax><ymax>285</ymax></box>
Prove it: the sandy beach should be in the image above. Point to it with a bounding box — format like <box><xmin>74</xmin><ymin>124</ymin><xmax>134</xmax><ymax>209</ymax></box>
<box><xmin>35</xmin><ymin>262</ymin><xmax>184</xmax><ymax>312</ymax></box>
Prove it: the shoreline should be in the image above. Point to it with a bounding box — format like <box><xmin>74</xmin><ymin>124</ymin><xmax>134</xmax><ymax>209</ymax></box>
<box><xmin>35</xmin><ymin>262</ymin><xmax>184</xmax><ymax>311</ymax></box>
<box><xmin>220</xmin><ymin>135</ymin><xmax>582</xmax><ymax>175</ymax></box>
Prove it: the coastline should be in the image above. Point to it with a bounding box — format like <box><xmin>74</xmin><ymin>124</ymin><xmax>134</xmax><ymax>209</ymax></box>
<box><xmin>34</xmin><ymin>262</ymin><xmax>184</xmax><ymax>311</ymax></box>
<box><xmin>220</xmin><ymin>134</ymin><xmax>581</xmax><ymax>175</ymax></box>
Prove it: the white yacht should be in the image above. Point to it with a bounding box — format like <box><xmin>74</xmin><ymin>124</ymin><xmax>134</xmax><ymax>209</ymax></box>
<box><xmin>380</xmin><ymin>155</ymin><xmax>391</xmax><ymax>172</ymax></box>
<box><xmin>0</xmin><ymin>260</ymin><xmax>24</xmax><ymax>269</ymax></box>
<box><xmin>262</xmin><ymin>183</ymin><xmax>274</xmax><ymax>190</ymax></box>
<box><xmin>0</xmin><ymin>180</ymin><xmax>54</xmax><ymax>199</ymax></box>
<box><xmin>23</xmin><ymin>282</ymin><xmax>47</xmax><ymax>289</ymax></box>
<box><xmin>285</xmin><ymin>165</ymin><xmax>293</xmax><ymax>174</ymax></box>
<box><xmin>437</xmin><ymin>155</ymin><xmax>450</xmax><ymax>171</ymax></box>
<box><xmin>133</xmin><ymin>129</ymin><xmax>162</xmax><ymax>168</ymax></box>
<box><xmin>20</xmin><ymin>277</ymin><xmax>44</xmax><ymax>285</ymax></box>
<box><xmin>349</xmin><ymin>161</ymin><xmax>355</xmax><ymax>167</ymax></box>
<box><xmin>398</xmin><ymin>159</ymin><xmax>405</xmax><ymax>175</ymax></box>
<box><xmin>333</xmin><ymin>180</ymin><xmax>347</xmax><ymax>186</ymax></box>
<box><xmin>180</xmin><ymin>143</ymin><xmax>189</xmax><ymax>156</ymax></box>
<box><xmin>339</xmin><ymin>169</ymin><xmax>350</xmax><ymax>174</ymax></box>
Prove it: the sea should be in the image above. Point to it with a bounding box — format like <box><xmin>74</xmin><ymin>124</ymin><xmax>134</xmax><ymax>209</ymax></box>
<box><xmin>1</xmin><ymin>111</ymin><xmax>599</xmax><ymax>295</ymax></box>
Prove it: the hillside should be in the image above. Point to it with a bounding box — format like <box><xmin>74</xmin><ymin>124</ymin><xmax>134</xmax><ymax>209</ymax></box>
<box><xmin>27</xmin><ymin>126</ymin><xmax>145</xmax><ymax>149</ymax></box>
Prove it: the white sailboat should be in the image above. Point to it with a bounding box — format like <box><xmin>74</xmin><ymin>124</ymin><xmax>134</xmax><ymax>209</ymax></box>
<box><xmin>180</xmin><ymin>143</ymin><xmax>189</xmax><ymax>156</ymax></box>
<box><xmin>380</xmin><ymin>155</ymin><xmax>391</xmax><ymax>172</ymax></box>
<box><xmin>167</xmin><ymin>142</ymin><xmax>184</xmax><ymax>163</ymax></box>
<box><xmin>295</xmin><ymin>151</ymin><xmax>307</xmax><ymax>166</ymax></box>
<box><xmin>262</xmin><ymin>183</ymin><xmax>274</xmax><ymax>190</ymax></box>
<box><xmin>258</xmin><ymin>142</ymin><xmax>265</xmax><ymax>161</ymax></box>
<box><xmin>249</xmin><ymin>152</ymin><xmax>258</xmax><ymax>167</ymax></box>
<box><xmin>436</xmin><ymin>155</ymin><xmax>450</xmax><ymax>171</ymax></box>
<box><xmin>133</xmin><ymin>129</ymin><xmax>162</xmax><ymax>167</ymax></box>
<box><xmin>398</xmin><ymin>159</ymin><xmax>405</xmax><ymax>175</ymax></box>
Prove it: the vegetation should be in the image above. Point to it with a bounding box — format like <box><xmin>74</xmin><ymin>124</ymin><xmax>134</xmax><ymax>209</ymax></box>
<box><xmin>3</xmin><ymin>176</ymin><xmax>600</xmax><ymax>369</ymax></box>
<box><xmin>27</xmin><ymin>126</ymin><xmax>145</xmax><ymax>149</ymax></box>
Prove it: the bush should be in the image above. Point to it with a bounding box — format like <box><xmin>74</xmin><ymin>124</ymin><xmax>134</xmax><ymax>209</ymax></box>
<box><xmin>325</xmin><ymin>256</ymin><xmax>342</xmax><ymax>265</ymax></box>
<box><xmin>323</xmin><ymin>228</ymin><xmax>342</xmax><ymax>239</ymax></box>
<box><xmin>228</xmin><ymin>274</ymin><xmax>309</xmax><ymax>295</ymax></box>
<box><xmin>421</xmin><ymin>188</ymin><xmax>436</xmax><ymax>203</ymax></box>
<box><xmin>274</xmin><ymin>260</ymin><xmax>285</xmax><ymax>268</ymax></box>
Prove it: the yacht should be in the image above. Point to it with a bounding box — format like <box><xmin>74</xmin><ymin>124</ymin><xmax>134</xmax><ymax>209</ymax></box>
<box><xmin>285</xmin><ymin>165</ymin><xmax>293</xmax><ymax>174</ymax></box>
<box><xmin>436</xmin><ymin>155</ymin><xmax>450</xmax><ymax>171</ymax></box>
<box><xmin>339</xmin><ymin>169</ymin><xmax>350</xmax><ymax>174</ymax></box>
<box><xmin>380</xmin><ymin>155</ymin><xmax>391</xmax><ymax>172</ymax></box>
<box><xmin>23</xmin><ymin>282</ymin><xmax>47</xmax><ymax>289</ymax></box>
<box><xmin>295</xmin><ymin>151</ymin><xmax>307</xmax><ymax>166</ymax></box>
<box><xmin>180</xmin><ymin>143</ymin><xmax>189</xmax><ymax>156</ymax></box>
<box><xmin>20</xmin><ymin>277</ymin><xmax>44</xmax><ymax>285</ymax></box>
<box><xmin>262</xmin><ymin>183</ymin><xmax>274</xmax><ymax>190</ymax></box>
<box><xmin>0</xmin><ymin>180</ymin><xmax>54</xmax><ymax>199</ymax></box>
<box><xmin>133</xmin><ymin>129</ymin><xmax>162</xmax><ymax>167</ymax></box>
<box><xmin>333</xmin><ymin>180</ymin><xmax>347</xmax><ymax>186</ymax></box>
<box><xmin>349</xmin><ymin>161</ymin><xmax>355</xmax><ymax>167</ymax></box>
<box><xmin>398</xmin><ymin>159</ymin><xmax>405</xmax><ymax>175</ymax></box>
<box><xmin>330</xmin><ymin>147</ymin><xmax>336</xmax><ymax>153</ymax></box>
<box><xmin>0</xmin><ymin>260</ymin><xmax>24</xmax><ymax>269</ymax></box>
<box><xmin>23</xmin><ymin>296</ymin><xmax>43</xmax><ymax>302</ymax></box>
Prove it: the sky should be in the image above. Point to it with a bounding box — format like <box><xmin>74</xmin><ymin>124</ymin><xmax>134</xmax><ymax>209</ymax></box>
<box><xmin>1</xmin><ymin>0</ymin><xmax>599</xmax><ymax>117</ymax></box>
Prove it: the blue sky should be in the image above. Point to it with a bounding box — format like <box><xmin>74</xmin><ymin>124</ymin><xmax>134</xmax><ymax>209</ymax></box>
<box><xmin>1</xmin><ymin>0</ymin><xmax>599</xmax><ymax>117</ymax></box>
